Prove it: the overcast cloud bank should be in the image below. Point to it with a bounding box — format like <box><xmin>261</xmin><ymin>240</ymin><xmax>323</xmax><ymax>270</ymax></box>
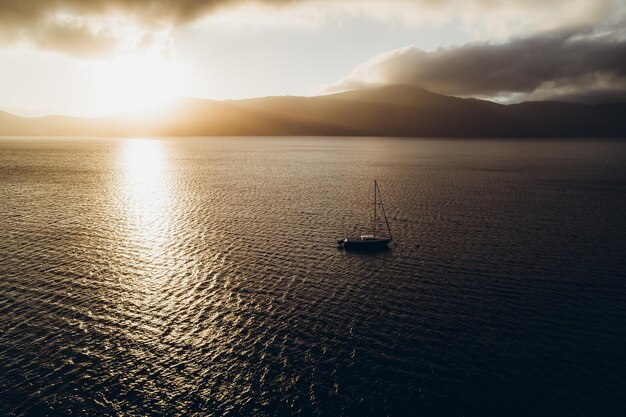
<box><xmin>0</xmin><ymin>0</ymin><xmax>622</xmax><ymax>56</ymax></box>
<box><xmin>324</xmin><ymin>27</ymin><xmax>626</xmax><ymax>103</ymax></box>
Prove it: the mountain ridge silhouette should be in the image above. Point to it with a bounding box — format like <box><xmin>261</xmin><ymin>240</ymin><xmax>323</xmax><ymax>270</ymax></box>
<box><xmin>1</xmin><ymin>85</ymin><xmax>625</xmax><ymax>137</ymax></box>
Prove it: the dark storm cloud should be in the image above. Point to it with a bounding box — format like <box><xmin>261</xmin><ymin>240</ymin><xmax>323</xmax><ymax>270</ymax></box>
<box><xmin>327</xmin><ymin>29</ymin><xmax>626</xmax><ymax>103</ymax></box>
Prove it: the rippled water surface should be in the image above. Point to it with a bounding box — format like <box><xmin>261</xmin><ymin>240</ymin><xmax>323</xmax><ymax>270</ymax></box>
<box><xmin>1</xmin><ymin>137</ymin><xmax>626</xmax><ymax>416</ymax></box>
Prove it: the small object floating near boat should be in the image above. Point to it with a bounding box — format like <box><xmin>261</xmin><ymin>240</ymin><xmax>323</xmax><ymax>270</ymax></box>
<box><xmin>338</xmin><ymin>180</ymin><xmax>393</xmax><ymax>251</ymax></box>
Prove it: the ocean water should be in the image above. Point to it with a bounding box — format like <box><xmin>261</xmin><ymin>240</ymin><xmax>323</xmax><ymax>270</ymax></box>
<box><xmin>1</xmin><ymin>137</ymin><xmax>625</xmax><ymax>416</ymax></box>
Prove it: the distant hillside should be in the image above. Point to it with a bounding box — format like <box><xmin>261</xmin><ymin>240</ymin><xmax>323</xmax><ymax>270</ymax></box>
<box><xmin>1</xmin><ymin>85</ymin><xmax>625</xmax><ymax>137</ymax></box>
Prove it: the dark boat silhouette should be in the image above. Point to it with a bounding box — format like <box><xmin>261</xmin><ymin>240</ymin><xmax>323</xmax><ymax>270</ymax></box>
<box><xmin>338</xmin><ymin>180</ymin><xmax>393</xmax><ymax>251</ymax></box>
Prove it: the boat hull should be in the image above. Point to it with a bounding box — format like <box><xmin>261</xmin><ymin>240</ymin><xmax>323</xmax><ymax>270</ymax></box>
<box><xmin>339</xmin><ymin>237</ymin><xmax>391</xmax><ymax>251</ymax></box>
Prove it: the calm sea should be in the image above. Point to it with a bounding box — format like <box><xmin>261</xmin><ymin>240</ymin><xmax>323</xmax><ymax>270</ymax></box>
<box><xmin>1</xmin><ymin>137</ymin><xmax>625</xmax><ymax>416</ymax></box>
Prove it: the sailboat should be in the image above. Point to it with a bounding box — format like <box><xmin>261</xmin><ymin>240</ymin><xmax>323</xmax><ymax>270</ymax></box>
<box><xmin>338</xmin><ymin>180</ymin><xmax>393</xmax><ymax>250</ymax></box>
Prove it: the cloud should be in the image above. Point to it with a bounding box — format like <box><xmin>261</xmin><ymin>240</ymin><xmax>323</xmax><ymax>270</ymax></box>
<box><xmin>28</xmin><ymin>21</ymin><xmax>119</xmax><ymax>58</ymax></box>
<box><xmin>0</xmin><ymin>0</ymin><xmax>235</xmax><ymax>56</ymax></box>
<box><xmin>0</xmin><ymin>0</ymin><xmax>623</xmax><ymax>57</ymax></box>
<box><xmin>323</xmin><ymin>28</ymin><xmax>626</xmax><ymax>103</ymax></box>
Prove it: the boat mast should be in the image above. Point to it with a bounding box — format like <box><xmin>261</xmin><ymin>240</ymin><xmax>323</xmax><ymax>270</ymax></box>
<box><xmin>377</xmin><ymin>181</ymin><xmax>393</xmax><ymax>241</ymax></box>
<box><xmin>373</xmin><ymin>180</ymin><xmax>377</xmax><ymax>237</ymax></box>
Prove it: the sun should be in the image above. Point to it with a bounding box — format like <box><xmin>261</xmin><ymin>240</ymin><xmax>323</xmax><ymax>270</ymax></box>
<box><xmin>91</xmin><ymin>53</ymin><xmax>183</xmax><ymax>115</ymax></box>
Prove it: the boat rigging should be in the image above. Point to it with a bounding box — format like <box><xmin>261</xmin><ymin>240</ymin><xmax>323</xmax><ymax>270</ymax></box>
<box><xmin>338</xmin><ymin>180</ymin><xmax>393</xmax><ymax>250</ymax></box>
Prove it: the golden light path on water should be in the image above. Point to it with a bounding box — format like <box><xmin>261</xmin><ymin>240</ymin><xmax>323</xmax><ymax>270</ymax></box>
<box><xmin>119</xmin><ymin>139</ymin><xmax>171</xmax><ymax>264</ymax></box>
<box><xmin>115</xmin><ymin>139</ymin><xmax>230</xmax><ymax>355</ymax></box>
<box><xmin>116</xmin><ymin>138</ymin><xmax>182</xmax><ymax>338</ymax></box>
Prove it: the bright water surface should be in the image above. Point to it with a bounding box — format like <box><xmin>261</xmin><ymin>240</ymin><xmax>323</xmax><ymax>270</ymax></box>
<box><xmin>1</xmin><ymin>137</ymin><xmax>626</xmax><ymax>416</ymax></box>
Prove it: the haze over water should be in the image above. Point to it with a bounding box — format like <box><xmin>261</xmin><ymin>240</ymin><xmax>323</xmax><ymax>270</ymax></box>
<box><xmin>1</xmin><ymin>137</ymin><xmax>626</xmax><ymax>416</ymax></box>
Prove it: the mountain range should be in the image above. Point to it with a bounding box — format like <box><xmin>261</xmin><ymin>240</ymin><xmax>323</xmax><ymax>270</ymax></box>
<box><xmin>1</xmin><ymin>85</ymin><xmax>625</xmax><ymax>137</ymax></box>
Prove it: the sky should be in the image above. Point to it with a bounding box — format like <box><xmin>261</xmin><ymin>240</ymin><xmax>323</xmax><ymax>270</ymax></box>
<box><xmin>0</xmin><ymin>0</ymin><xmax>625</xmax><ymax>116</ymax></box>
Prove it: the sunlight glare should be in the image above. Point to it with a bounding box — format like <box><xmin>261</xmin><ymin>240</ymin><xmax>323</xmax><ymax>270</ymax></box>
<box><xmin>120</xmin><ymin>139</ymin><xmax>171</xmax><ymax>251</ymax></box>
<box><xmin>93</xmin><ymin>54</ymin><xmax>183</xmax><ymax>115</ymax></box>
<box><xmin>118</xmin><ymin>139</ymin><xmax>182</xmax><ymax>319</ymax></box>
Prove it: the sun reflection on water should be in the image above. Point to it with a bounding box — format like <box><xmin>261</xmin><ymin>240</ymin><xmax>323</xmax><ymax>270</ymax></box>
<box><xmin>116</xmin><ymin>139</ymin><xmax>228</xmax><ymax>351</ymax></box>
<box><xmin>119</xmin><ymin>139</ymin><xmax>171</xmax><ymax>265</ymax></box>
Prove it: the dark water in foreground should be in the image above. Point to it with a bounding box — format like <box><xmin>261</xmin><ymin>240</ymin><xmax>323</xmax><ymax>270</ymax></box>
<box><xmin>1</xmin><ymin>137</ymin><xmax>626</xmax><ymax>416</ymax></box>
